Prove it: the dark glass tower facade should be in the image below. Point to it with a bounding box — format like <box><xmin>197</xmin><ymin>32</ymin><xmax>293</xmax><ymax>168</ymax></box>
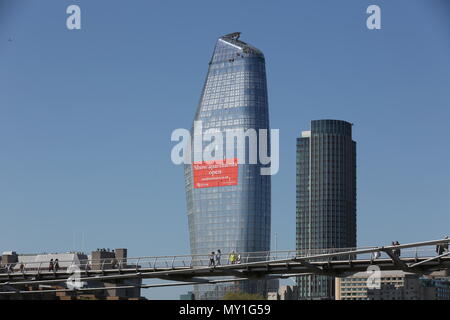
<box><xmin>296</xmin><ymin>120</ymin><xmax>356</xmax><ymax>299</ymax></box>
<box><xmin>184</xmin><ymin>33</ymin><xmax>271</xmax><ymax>300</ymax></box>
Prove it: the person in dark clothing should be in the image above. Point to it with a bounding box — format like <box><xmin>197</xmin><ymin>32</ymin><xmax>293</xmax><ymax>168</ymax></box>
<box><xmin>54</xmin><ymin>259</ymin><xmax>60</xmax><ymax>272</ymax></box>
<box><xmin>209</xmin><ymin>252</ymin><xmax>215</xmax><ymax>267</ymax></box>
<box><xmin>395</xmin><ymin>241</ymin><xmax>401</xmax><ymax>257</ymax></box>
<box><xmin>437</xmin><ymin>236</ymin><xmax>449</xmax><ymax>255</ymax></box>
<box><xmin>49</xmin><ymin>259</ymin><xmax>54</xmax><ymax>272</ymax></box>
<box><xmin>443</xmin><ymin>236</ymin><xmax>449</xmax><ymax>253</ymax></box>
<box><xmin>392</xmin><ymin>241</ymin><xmax>401</xmax><ymax>257</ymax></box>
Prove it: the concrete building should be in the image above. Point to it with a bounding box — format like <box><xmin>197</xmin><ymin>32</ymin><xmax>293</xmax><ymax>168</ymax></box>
<box><xmin>336</xmin><ymin>270</ymin><xmax>450</xmax><ymax>300</ymax></box>
<box><xmin>1</xmin><ymin>251</ymin><xmax>19</xmax><ymax>264</ymax></box>
<box><xmin>419</xmin><ymin>276</ymin><xmax>450</xmax><ymax>300</ymax></box>
<box><xmin>89</xmin><ymin>248</ymin><xmax>141</xmax><ymax>299</ymax></box>
<box><xmin>0</xmin><ymin>248</ymin><xmax>144</xmax><ymax>300</ymax></box>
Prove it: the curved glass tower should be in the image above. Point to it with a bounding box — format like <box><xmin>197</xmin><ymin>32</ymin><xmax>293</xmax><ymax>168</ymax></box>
<box><xmin>184</xmin><ymin>33</ymin><xmax>271</xmax><ymax>300</ymax></box>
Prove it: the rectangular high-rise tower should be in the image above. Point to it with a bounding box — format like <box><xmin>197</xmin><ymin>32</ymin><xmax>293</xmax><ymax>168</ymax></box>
<box><xmin>296</xmin><ymin>120</ymin><xmax>357</xmax><ymax>299</ymax></box>
<box><xmin>184</xmin><ymin>33</ymin><xmax>271</xmax><ymax>300</ymax></box>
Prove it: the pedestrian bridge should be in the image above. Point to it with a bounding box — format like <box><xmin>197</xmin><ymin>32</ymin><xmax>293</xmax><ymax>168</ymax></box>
<box><xmin>0</xmin><ymin>238</ymin><xmax>449</xmax><ymax>295</ymax></box>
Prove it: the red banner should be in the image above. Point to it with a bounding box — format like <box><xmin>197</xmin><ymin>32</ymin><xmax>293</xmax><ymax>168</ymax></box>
<box><xmin>193</xmin><ymin>158</ymin><xmax>238</xmax><ymax>188</ymax></box>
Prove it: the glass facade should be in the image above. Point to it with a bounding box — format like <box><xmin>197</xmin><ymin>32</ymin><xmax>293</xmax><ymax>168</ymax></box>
<box><xmin>184</xmin><ymin>33</ymin><xmax>271</xmax><ymax>300</ymax></box>
<box><xmin>296</xmin><ymin>120</ymin><xmax>357</xmax><ymax>299</ymax></box>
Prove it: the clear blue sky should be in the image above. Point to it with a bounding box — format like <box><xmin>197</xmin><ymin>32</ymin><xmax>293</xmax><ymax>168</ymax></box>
<box><xmin>1</xmin><ymin>0</ymin><xmax>449</xmax><ymax>299</ymax></box>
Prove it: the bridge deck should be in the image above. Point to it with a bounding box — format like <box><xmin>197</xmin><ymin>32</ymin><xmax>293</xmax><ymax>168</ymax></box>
<box><xmin>1</xmin><ymin>238</ymin><xmax>449</xmax><ymax>293</ymax></box>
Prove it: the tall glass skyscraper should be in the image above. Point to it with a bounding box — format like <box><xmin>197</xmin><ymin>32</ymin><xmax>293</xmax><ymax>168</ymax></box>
<box><xmin>296</xmin><ymin>120</ymin><xmax>357</xmax><ymax>299</ymax></box>
<box><xmin>184</xmin><ymin>33</ymin><xmax>271</xmax><ymax>300</ymax></box>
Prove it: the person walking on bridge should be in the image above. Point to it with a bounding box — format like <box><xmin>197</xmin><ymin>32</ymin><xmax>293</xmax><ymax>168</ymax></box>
<box><xmin>395</xmin><ymin>241</ymin><xmax>401</xmax><ymax>257</ymax></box>
<box><xmin>229</xmin><ymin>251</ymin><xmax>236</xmax><ymax>265</ymax></box>
<box><xmin>437</xmin><ymin>236</ymin><xmax>449</xmax><ymax>255</ymax></box>
<box><xmin>209</xmin><ymin>252</ymin><xmax>215</xmax><ymax>267</ymax></box>
<box><xmin>215</xmin><ymin>250</ymin><xmax>222</xmax><ymax>266</ymax></box>
<box><xmin>48</xmin><ymin>259</ymin><xmax>54</xmax><ymax>272</ymax></box>
<box><xmin>392</xmin><ymin>241</ymin><xmax>401</xmax><ymax>257</ymax></box>
<box><xmin>371</xmin><ymin>251</ymin><xmax>381</xmax><ymax>261</ymax></box>
<box><xmin>54</xmin><ymin>259</ymin><xmax>60</xmax><ymax>272</ymax></box>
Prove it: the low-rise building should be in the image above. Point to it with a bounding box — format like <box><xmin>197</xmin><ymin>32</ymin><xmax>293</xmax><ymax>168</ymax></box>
<box><xmin>0</xmin><ymin>248</ymin><xmax>144</xmax><ymax>300</ymax></box>
<box><xmin>336</xmin><ymin>270</ymin><xmax>450</xmax><ymax>300</ymax></box>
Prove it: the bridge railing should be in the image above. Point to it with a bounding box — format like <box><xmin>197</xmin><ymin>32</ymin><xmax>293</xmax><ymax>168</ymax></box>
<box><xmin>1</xmin><ymin>239</ymin><xmax>448</xmax><ymax>275</ymax></box>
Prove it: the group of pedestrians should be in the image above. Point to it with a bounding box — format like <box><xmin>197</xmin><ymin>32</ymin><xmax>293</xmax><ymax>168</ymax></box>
<box><xmin>390</xmin><ymin>237</ymin><xmax>450</xmax><ymax>258</ymax></box>
<box><xmin>208</xmin><ymin>250</ymin><xmax>242</xmax><ymax>267</ymax></box>
<box><xmin>391</xmin><ymin>237</ymin><xmax>449</xmax><ymax>258</ymax></box>
<box><xmin>48</xmin><ymin>259</ymin><xmax>60</xmax><ymax>272</ymax></box>
<box><xmin>228</xmin><ymin>251</ymin><xmax>241</xmax><ymax>265</ymax></box>
<box><xmin>209</xmin><ymin>250</ymin><xmax>221</xmax><ymax>267</ymax></box>
<box><xmin>4</xmin><ymin>259</ymin><xmax>60</xmax><ymax>273</ymax></box>
<box><xmin>370</xmin><ymin>240</ymin><xmax>401</xmax><ymax>260</ymax></box>
<box><xmin>392</xmin><ymin>240</ymin><xmax>401</xmax><ymax>257</ymax></box>
<box><xmin>370</xmin><ymin>237</ymin><xmax>449</xmax><ymax>261</ymax></box>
